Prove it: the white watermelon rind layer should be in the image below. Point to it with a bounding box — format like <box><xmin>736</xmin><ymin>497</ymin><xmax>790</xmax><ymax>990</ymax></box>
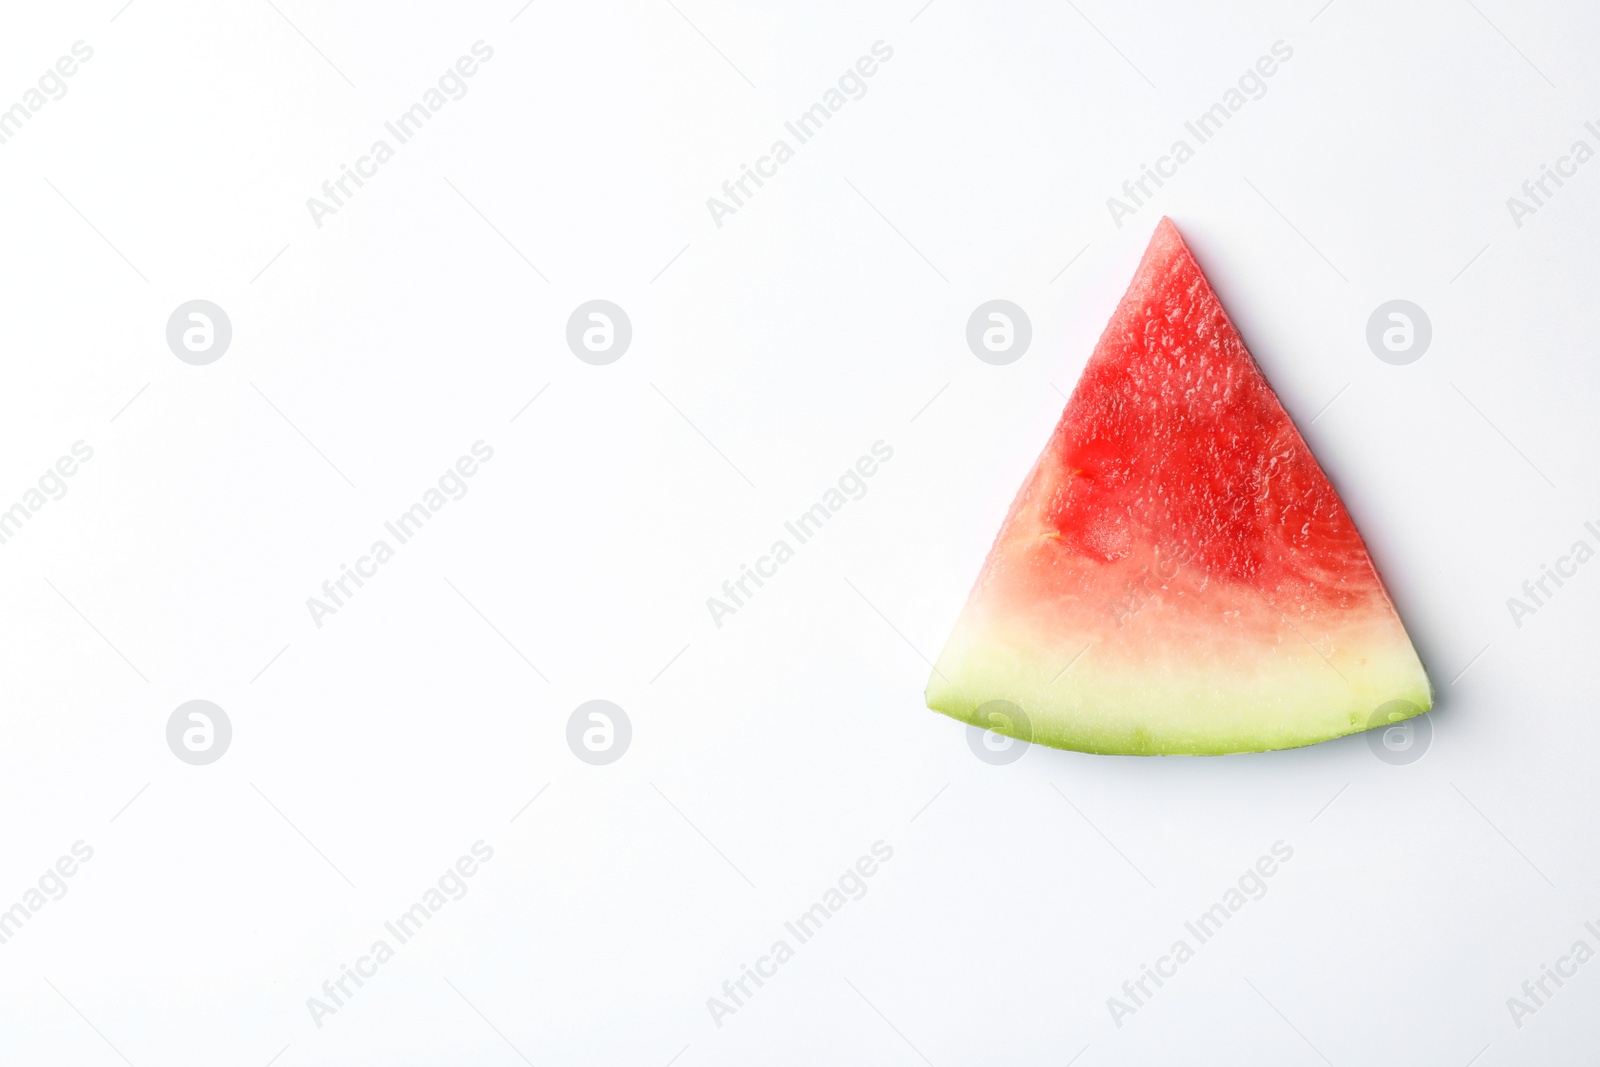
<box><xmin>926</xmin><ymin>616</ymin><xmax>1434</xmax><ymax>756</ymax></box>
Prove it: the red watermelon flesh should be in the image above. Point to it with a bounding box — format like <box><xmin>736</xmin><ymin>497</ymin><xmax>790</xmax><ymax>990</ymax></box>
<box><xmin>926</xmin><ymin>218</ymin><xmax>1431</xmax><ymax>755</ymax></box>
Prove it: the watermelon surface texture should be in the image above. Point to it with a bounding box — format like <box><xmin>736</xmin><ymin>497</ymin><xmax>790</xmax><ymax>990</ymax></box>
<box><xmin>926</xmin><ymin>218</ymin><xmax>1432</xmax><ymax>755</ymax></box>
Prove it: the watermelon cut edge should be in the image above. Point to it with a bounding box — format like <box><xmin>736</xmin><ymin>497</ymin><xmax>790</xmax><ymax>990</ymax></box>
<box><xmin>927</xmin><ymin>218</ymin><xmax>1433</xmax><ymax>756</ymax></box>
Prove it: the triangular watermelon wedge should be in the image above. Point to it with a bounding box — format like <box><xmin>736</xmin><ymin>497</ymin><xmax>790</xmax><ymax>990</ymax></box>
<box><xmin>927</xmin><ymin>218</ymin><xmax>1432</xmax><ymax>755</ymax></box>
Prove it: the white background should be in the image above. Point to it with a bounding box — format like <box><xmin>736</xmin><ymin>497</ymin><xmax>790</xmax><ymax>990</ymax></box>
<box><xmin>0</xmin><ymin>1</ymin><xmax>1597</xmax><ymax>1064</ymax></box>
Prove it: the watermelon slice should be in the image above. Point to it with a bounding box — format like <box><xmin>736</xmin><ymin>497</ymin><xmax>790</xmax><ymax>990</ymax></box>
<box><xmin>926</xmin><ymin>218</ymin><xmax>1431</xmax><ymax>755</ymax></box>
